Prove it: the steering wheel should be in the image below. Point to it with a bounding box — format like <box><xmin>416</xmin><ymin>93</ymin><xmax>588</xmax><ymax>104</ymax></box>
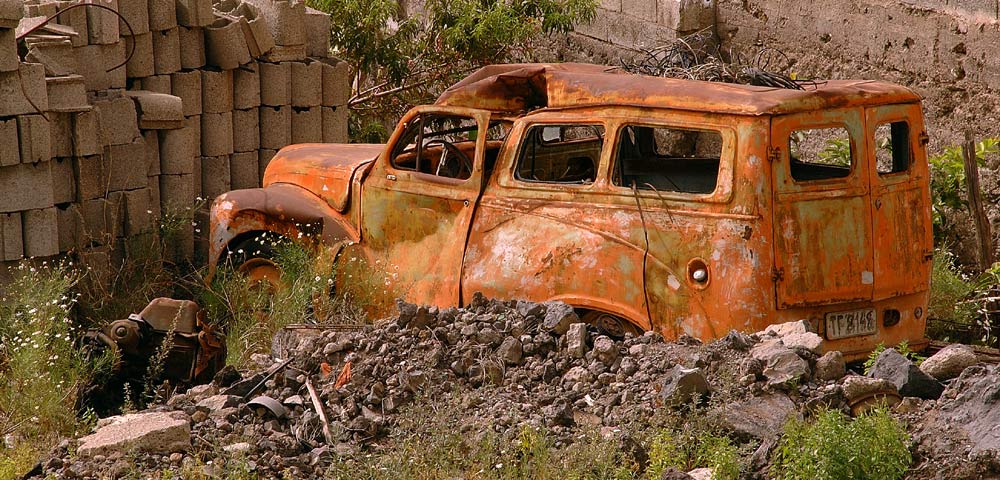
<box><xmin>425</xmin><ymin>139</ymin><xmax>473</xmax><ymax>179</ymax></box>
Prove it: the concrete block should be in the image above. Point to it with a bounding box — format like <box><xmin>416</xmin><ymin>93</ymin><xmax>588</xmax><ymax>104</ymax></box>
<box><xmin>80</xmin><ymin>197</ymin><xmax>119</xmax><ymax>243</ymax></box>
<box><xmin>186</xmin><ymin>115</ymin><xmax>202</xmax><ymax>157</ymax></box>
<box><xmin>291</xmin><ymin>107</ymin><xmax>321</xmax><ymax>144</ymax></box>
<box><xmin>0</xmin><ymin>212</ymin><xmax>22</xmax><ymax>260</ymax></box>
<box><xmin>321</xmin><ymin>106</ymin><xmax>348</xmax><ymax>143</ymax></box>
<box><xmin>87</xmin><ymin>0</ymin><xmax>120</xmax><ymax>45</ymax></box>
<box><xmin>25</xmin><ymin>38</ymin><xmax>78</xmax><ymax>76</ymax></box>
<box><xmin>201</xmin><ymin>69</ymin><xmax>234</xmax><ymax>114</ymax></box>
<box><xmin>94</xmin><ymin>95</ymin><xmax>141</xmax><ymax>145</ymax></box>
<box><xmin>233</xmin><ymin>63</ymin><xmax>261</xmax><ymax>109</ymax></box>
<box><xmin>0</xmin><ymin>0</ymin><xmax>22</xmax><ymax>29</ymax></box>
<box><xmin>74</xmin><ymin>155</ymin><xmax>108</xmax><ymax>201</ymax></box>
<box><xmin>138</xmin><ymin>75</ymin><xmax>173</xmax><ymax>95</ymax></box>
<box><xmin>148</xmin><ymin>0</ymin><xmax>178</xmax><ymax>31</ymax></box>
<box><xmin>233</xmin><ymin>108</ymin><xmax>260</xmax><ymax>152</ymax></box>
<box><xmin>171</xmin><ymin>70</ymin><xmax>203</xmax><ymax>116</ymax></box>
<box><xmin>657</xmin><ymin>0</ymin><xmax>715</xmax><ymax>34</ymax></box>
<box><xmin>73</xmin><ymin>110</ymin><xmax>102</xmax><ymax>157</ymax></box>
<box><xmin>152</xmin><ymin>27</ymin><xmax>182</xmax><ymax>75</ymax></box>
<box><xmin>119</xmin><ymin>0</ymin><xmax>150</xmax><ymax>35</ymax></box>
<box><xmin>0</xmin><ymin>28</ymin><xmax>15</xmax><ymax>73</ymax></box>
<box><xmin>76</xmin><ymin>44</ymin><xmax>126</xmax><ymax>91</ymax></box>
<box><xmin>0</xmin><ymin>163</ymin><xmax>54</xmax><ymax>213</ymax></box>
<box><xmin>56</xmin><ymin>204</ymin><xmax>82</xmax><ymax>252</ymax></box>
<box><xmin>50</xmin><ymin>113</ymin><xmax>74</xmax><ymax>159</ymax></box>
<box><xmin>243</xmin><ymin>0</ymin><xmax>306</xmax><ymax>46</ymax></box>
<box><xmin>260</xmin><ymin>44</ymin><xmax>306</xmax><ymax>62</ymax></box>
<box><xmin>123</xmin><ymin>188</ymin><xmax>155</xmax><ymax>235</ymax></box>
<box><xmin>22</xmin><ymin>208</ymin><xmax>59</xmax><ymax>258</ymax></box>
<box><xmin>178</xmin><ymin>26</ymin><xmax>207</xmax><ymax>69</ymax></box>
<box><xmin>321</xmin><ymin>59</ymin><xmax>350</xmax><ymax>107</ymax></box>
<box><xmin>259</xmin><ymin>105</ymin><xmax>290</xmax><ymax>149</ymax></box>
<box><xmin>238</xmin><ymin>5</ymin><xmax>276</xmax><ymax>57</ymax></box>
<box><xmin>177</xmin><ymin>0</ymin><xmax>214</xmax><ymax>27</ymax></box>
<box><xmin>27</xmin><ymin>3</ymin><xmax>59</xmax><ymax>18</ymax></box>
<box><xmin>144</xmin><ymin>130</ymin><xmax>160</xmax><ymax>176</ymax></box>
<box><xmin>192</xmin><ymin>155</ymin><xmax>202</xmax><ymax>198</ymax></box>
<box><xmin>159</xmin><ymin>173</ymin><xmax>194</xmax><ymax>211</ymax></box>
<box><xmin>304</xmin><ymin>7</ymin><xmax>330</xmax><ymax>57</ymax></box>
<box><xmin>259</xmin><ymin>148</ymin><xmax>276</xmax><ymax>181</ymax></box>
<box><xmin>290</xmin><ymin>61</ymin><xmax>322</xmax><ymax>107</ymax></box>
<box><xmin>105</xmin><ymin>141</ymin><xmax>149</xmax><ymax>191</ymax></box>
<box><xmin>124</xmin><ymin>33</ymin><xmax>156</xmax><ymax>79</ymax></box>
<box><xmin>125</xmin><ymin>90</ymin><xmax>185</xmax><ymax>129</ymax></box>
<box><xmin>147</xmin><ymin>175</ymin><xmax>161</xmax><ymax>218</ymax></box>
<box><xmin>0</xmin><ymin>118</ymin><xmax>19</xmax><ymax>167</ymax></box>
<box><xmin>0</xmin><ymin>64</ymin><xmax>49</xmax><ymax>116</ymax></box>
<box><xmin>55</xmin><ymin>2</ymin><xmax>89</xmax><ymax>47</ymax></box>
<box><xmin>205</xmin><ymin>18</ymin><xmax>252</xmax><ymax>70</ymax></box>
<box><xmin>159</xmin><ymin>128</ymin><xmax>195</xmax><ymax>174</ymax></box>
<box><xmin>51</xmin><ymin>157</ymin><xmax>76</xmax><ymax>204</ymax></box>
<box><xmin>259</xmin><ymin>62</ymin><xmax>291</xmax><ymax>106</ymax></box>
<box><xmin>17</xmin><ymin>115</ymin><xmax>52</xmax><ymax>164</ymax></box>
<box><xmin>623</xmin><ymin>0</ymin><xmax>657</xmax><ymax>22</ymax></box>
<box><xmin>46</xmin><ymin>75</ymin><xmax>90</xmax><ymax>112</ymax></box>
<box><xmin>230</xmin><ymin>151</ymin><xmax>259</xmax><ymax>189</ymax></box>
<box><xmin>201</xmin><ymin>112</ymin><xmax>234</xmax><ymax>156</ymax></box>
<box><xmin>201</xmin><ymin>155</ymin><xmax>231</xmax><ymax>200</ymax></box>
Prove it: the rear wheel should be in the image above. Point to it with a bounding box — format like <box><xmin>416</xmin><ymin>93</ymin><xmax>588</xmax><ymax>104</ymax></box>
<box><xmin>227</xmin><ymin>232</ymin><xmax>288</xmax><ymax>291</ymax></box>
<box><xmin>581</xmin><ymin>310</ymin><xmax>644</xmax><ymax>338</ymax></box>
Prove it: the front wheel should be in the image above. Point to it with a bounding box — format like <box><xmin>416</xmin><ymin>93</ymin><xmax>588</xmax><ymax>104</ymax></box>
<box><xmin>581</xmin><ymin>310</ymin><xmax>644</xmax><ymax>339</ymax></box>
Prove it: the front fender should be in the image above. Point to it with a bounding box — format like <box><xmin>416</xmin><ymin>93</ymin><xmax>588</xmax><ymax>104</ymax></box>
<box><xmin>208</xmin><ymin>183</ymin><xmax>360</xmax><ymax>274</ymax></box>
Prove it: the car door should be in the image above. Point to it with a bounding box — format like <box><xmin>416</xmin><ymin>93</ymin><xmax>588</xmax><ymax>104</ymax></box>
<box><xmin>359</xmin><ymin>106</ymin><xmax>492</xmax><ymax>308</ymax></box>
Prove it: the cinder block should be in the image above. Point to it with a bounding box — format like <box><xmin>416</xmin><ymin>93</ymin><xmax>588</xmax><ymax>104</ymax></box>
<box><xmin>125</xmin><ymin>90</ymin><xmax>185</xmax><ymax>129</ymax></box>
<box><xmin>291</xmin><ymin>61</ymin><xmax>322</xmax><ymax>107</ymax></box>
<box><xmin>46</xmin><ymin>75</ymin><xmax>89</xmax><ymax>112</ymax></box>
<box><xmin>148</xmin><ymin>0</ymin><xmax>178</xmax><ymax>31</ymax></box>
<box><xmin>177</xmin><ymin>0</ymin><xmax>213</xmax><ymax>27</ymax></box>
<box><xmin>147</xmin><ymin>175</ymin><xmax>161</xmax><ymax>218</ymax></box>
<box><xmin>201</xmin><ymin>155</ymin><xmax>231</xmax><ymax>200</ymax></box>
<box><xmin>192</xmin><ymin>155</ymin><xmax>202</xmax><ymax>198</ymax></box>
<box><xmin>50</xmin><ymin>113</ymin><xmax>74</xmax><ymax>159</ymax></box>
<box><xmin>51</xmin><ymin>157</ymin><xmax>76</xmax><ymax>204</ymax></box>
<box><xmin>259</xmin><ymin>105</ymin><xmax>290</xmax><ymax>149</ymax></box>
<box><xmin>73</xmin><ymin>110</ymin><xmax>102</xmax><ymax>157</ymax></box>
<box><xmin>171</xmin><ymin>70</ymin><xmax>202</xmax><ymax>116</ymax></box>
<box><xmin>260</xmin><ymin>44</ymin><xmax>305</xmax><ymax>63</ymax></box>
<box><xmin>304</xmin><ymin>7</ymin><xmax>331</xmax><ymax>57</ymax></box>
<box><xmin>259</xmin><ymin>61</ymin><xmax>290</xmax><ymax>106</ymax></box>
<box><xmin>152</xmin><ymin>27</ymin><xmax>182</xmax><ymax>75</ymax></box>
<box><xmin>0</xmin><ymin>162</ymin><xmax>54</xmax><ymax>213</ymax></box>
<box><xmin>657</xmin><ymin>0</ymin><xmax>715</xmax><ymax>33</ymax></box>
<box><xmin>233</xmin><ymin>108</ymin><xmax>260</xmax><ymax>152</ymax></box>
<box><xmin>74</xmin><ymin>155</ymin><xmax>109</xmax><ymax>201</ymax></box>
<box><xmin>105</xmin><ymin>141</ymin><xmax>149</xmax><ymax>191</ymax></box>
<box><xmin>87</xmin><ymin>0</ymin><xmax>120</xmax><ymax>45</ymax></box>
<box><xmin>0</xmin><ymin>63</ymin><xmax>49</xmax><ymax>116</ymax></box>
<box><xmin>159</xmin><ymin>128</ymin><xmax>195</xmax><ymax>174</ymax></box>
<box><xmin>17</xmin><ymin>115</ymin><xmax>52</xmax><ymax>164</ymax></box>
<box><xmin>178</xmin><ymin>26</ymin><xmax>207</xmax><ymax>69</ymax></box>
<box><xmin>0</xmin><ymin>0</ymin><xmax>22</xmax><ymax>29</ymax></box>
<box><xmin>55</xmin><ymin>2</ymin><xmax>89</xmax><ymax>47</ymax></box>
<box><xmin>143</xmin><ymin>130</ymin><xmax>160</xmax><ymax>176</ymax></box>
<box><xmin>239</xmin><ymin>5</ymin><xmax>275</xmax><ymax>57</ymax></box>
<box><xmin>94</xmin><ymin>95</ymin><xmax>141</xmax><ymax>145</ymax></box>
<box><xmin>124</xmin><ymin>33</ymin><xmax>155</xmax><ymax>79</ymax></box>
<box><xmin>0</xmin><ymin>28</ymin><xmax>16</xmax><ymax>73</ymax></box>
<box><xmin>291</xmin><ymin>107</ymin><xmax>321</xmax><ymax>144</ymax></box>
<box><xmin>22</xmin><ymin>208</ymin><xmax>59</xmax><ymax>258</ymax></box>
<box><xmin>201</xmin><ymin>112</ymin><xmax>234</xmax><ymax>156</ymax></box>
<box><xmin>25</xmin><ymin>38</ymin><xmax>77</xmax><ymax>76</ymax></box>
<box><xmin>56</xmin><ymin>204</ymin><xmax>82</xmax><ymax>252</ymax></box>
<box><xmin>76</xmin><ymin>44</ymin><xmax>126</xmax><ymax>91</ymax></box>
<box><xmin>259</xmin><ymin>148</ymin><xmax>276</xmax><ymax>181</ymax></box>
<box><xmin>80</xmin><ymin>197</ymin><xmax>120</xmax><ymax>243</ymax></box>
<box><xmin>205</xmin><ymin>18</ymin><xmax>252</xmax><ymax>70</ymax></box>
<box><xmin>230</xmin><ymin>151</ymin><xmax>259</xmax><ymax>189</ymax></box>
<box><xmin>321</xmin><ymin>60</ymin><xmax>350</xmax><ymax>107</ymax></box>
<box><xmin>321</xmin><ymin>106</ymin><xmax>348</xmax><ymax>143</ymax></box>
<box><xmin>233</xmin><ymin>63</ymin><xmax>261</xmax><ymax>109</ymax></box>
<box><xmin>243</xmin><ymin>0</ymin><xmax>306</xmax><ymax>46</ymax></box>
<box><xmin>119</xmin><ymin>0</ymin><xmax>150</xmax><ymax>35</ymax></box>
<box><xmin>0</xmin><ymin>212</ymin><xmax>22</xmax><ymax>260</ymax></box>
<box><xmin>201</xmin><ymin>69</ymin><xmax>234</xmax><ymax>114</ymax></box>
<box><xmin>159</xmin><ymin>173</ymin><xmax>194</xmax><ymax>211</ymax></box>
<box><xmin>186</xmin><ymin>115</ymin><xmax>202</xmax><ymax>157</ymax></box>
<box><xmin>106</xmin><ymin>191</ymin><xmax>127</xmax><ymax>238</ymax></box>
<box><xmin>123</xmin><ymin>188</ymin><xmax>154</xmax><ymax>235</ymax></box>
<box><xmin>139</xmin><ymin>75</ymin><xmax>172</xmax><ymax>95</ymax></box>
<box><xmin>0</xmin><ymin>118</ymin><xmax>19</xmax><ymax>167</ymax></box>
<box><xmin>27</xmin><ymin>2</ymin><xmax>59</xmax><ymax>18</ymax></box>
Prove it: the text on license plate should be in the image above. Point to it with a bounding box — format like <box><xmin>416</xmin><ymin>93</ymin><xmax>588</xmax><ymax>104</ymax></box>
<box><xmin>825</xmin><ymin>308</ymin><xmax>877</xmax><ymax>340</ymax></box>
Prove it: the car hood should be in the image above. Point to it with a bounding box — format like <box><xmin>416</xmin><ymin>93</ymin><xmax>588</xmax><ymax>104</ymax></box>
<box><xmin>262</xmin><ymin>143</ymin><xmax>383</xmax><ymax>212</ymax></box>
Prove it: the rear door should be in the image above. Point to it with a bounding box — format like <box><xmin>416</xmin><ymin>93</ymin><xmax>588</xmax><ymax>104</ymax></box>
<box><xmin>771</xmin><ymin>109</ymin><xmax>875</xmax><ymax>308</ymax></box>
<box><xmin>865</xmin><ymin>104</ymin><xmax>933</xmax><ymax>299</ymax></box>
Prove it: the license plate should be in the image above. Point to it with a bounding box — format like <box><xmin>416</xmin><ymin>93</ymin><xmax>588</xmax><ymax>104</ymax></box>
<box><xmin>825</xmin><ymin>308</ymin><xmax>877</xmax><ymax>340</ymax></box>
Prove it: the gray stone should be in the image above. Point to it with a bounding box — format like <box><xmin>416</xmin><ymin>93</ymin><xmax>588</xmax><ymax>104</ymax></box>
<box><xmin>868</xmin><ymin>348</ymin><xmax>944</xmax><ymax>399</ymax></box>
<box><xmin>920</xmin><ymin>344</ymin><xmax>978</xmax><ymax>381</ymax></box>
<box><xmin>78</xmin><ymin>411</ymin><xmax>191</xmax><ymax>457</ymax></box>
<box><xmin>196</xmin><ymin>394</ymin><xmax>242</xmax><ymax>411</ymax></box>
<box><xmin>936</xmin><ymin>365</ymin><xmax>1000</xmax><ymax>453</ymax></box>
<box><xmin>751</xmin><ymin>340</ymin><xmax>810</xmax><ymax>387</ymax></box>
<box><xmin>542</xmin><ymin>302</ymin><xmax>579</xmax><ymax>334</ymax></box>
<box><xmin>782</xmin><ymin>332</ymin><xmax>824</xmax><ymax>355</ymax></box>
<box><xmin>762</xmin><ymin>320</ymin><xmax>812</xmax><ymax>337</ymax></box>
<box><xmin>496</xmin><ymin>337</ymin><xmax>523</xmax><ymax>365</ymax></box>
<box><xmin>659</xmin><ymin>365</ymin><xmax>709</xmax><ymax>406</ymax></box>
<box><xmin>719</xmin><ymin>394</ymin><xmax>797</xmax><ymax>441</ymax></box>
<box><xmin>842</xmin><ymin>375</ymin><xmax>899</xmax><ymax>403</ymax></box>
<box><xmin>566</xmin><ymin>323</ymin><xmax>588</xmax><ymax>358</ymax></box>
<box><xmin>815</xmin><ymin>351</ymin><xmax>847</xmax><ymax>381</ymax></box>
<box><xmin>516</xmin><ymin>300</ymin><xmax>545</xmax><ymax>319</ymax></box>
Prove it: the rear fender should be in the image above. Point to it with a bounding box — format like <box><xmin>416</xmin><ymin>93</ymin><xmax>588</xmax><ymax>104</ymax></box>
<box><xmin>208</xmin><ymin>183</ymin><xmax>359</xmax><ymax>274</ymax></box>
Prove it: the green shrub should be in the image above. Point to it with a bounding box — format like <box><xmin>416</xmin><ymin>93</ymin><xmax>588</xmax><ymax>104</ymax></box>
<box><xmin>646</xmin><ymin>430</ymin><xmax>739</xmax><ymax>480</ymax></box>
<box><xmin>929</xmin><ymin>138</ymin><xmax>999</xmax><ymax>235</ymax></box>
<box><xmin>772</xmin><ymin>408</ymin><xmax>911</xmax><ymax>480</ymax></box>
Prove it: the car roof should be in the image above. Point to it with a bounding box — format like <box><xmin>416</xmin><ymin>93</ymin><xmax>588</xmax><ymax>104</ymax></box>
<box><xmin>435</xmin><ymin>63</ymin><xmax>922</xmax><ymax>116</ymax></box>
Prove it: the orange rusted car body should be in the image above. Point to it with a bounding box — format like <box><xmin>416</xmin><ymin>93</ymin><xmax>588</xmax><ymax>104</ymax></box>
<box><xmin>209</xmin><ymin>63</ymin><xmax>933</xmax><ymax>360</ymax></box>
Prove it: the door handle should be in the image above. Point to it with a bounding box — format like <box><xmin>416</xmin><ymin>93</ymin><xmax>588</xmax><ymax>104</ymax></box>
<box><xmin>386</xmin><ymin>174</ymin><xmax>397</xmax><ymax>181</ymax></box>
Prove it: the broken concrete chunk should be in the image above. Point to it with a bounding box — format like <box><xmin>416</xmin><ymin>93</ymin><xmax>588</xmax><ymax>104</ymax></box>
<box><xmin>659</xmin><ymin>365</ymin><xmax>709</xmax><ymax>406</ymax></box>
<box><xmin>78</xmin><ymin>411</ymin><xmax>191</xmax><ymax>457</ymax></box>
<box><xmin>867</xmin><ymin>348</ymin><xmax>944</xmax><ymax>400</ymax></box>
<box><xmin>919</xmin><ymin>343</ymin><xmax>978</xmax><ymax>381</ymax></box>
<box><xmin>565</xmin><ymin>322</ymin><xmax>588</xmax><ymax>358</ymax></box>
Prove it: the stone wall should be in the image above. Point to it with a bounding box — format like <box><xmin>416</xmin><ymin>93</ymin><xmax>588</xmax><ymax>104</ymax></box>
<box><xmin>1</xmin><ymin>0</ymin><xmax>349</xmax><ymax>280</ymax></box>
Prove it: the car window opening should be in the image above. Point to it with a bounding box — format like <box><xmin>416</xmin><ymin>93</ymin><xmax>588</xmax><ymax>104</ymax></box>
<box><xmin>789</xmin><ymin>127</ymin><xmax>853</xmax><ymax>181</ymax></box>
<box><xmin>391</xmin><ymin>115</ymin><xmax>509</xmax><ymax>181</ymax></box>
<box><xmin>613</xmin><ymin>125</ymin><xmax>722</xmax><ymax>194</ymax></box>
<box><xmin>875</xmin><ymin>121</ymin><xmax>911</xmax><ymax>175</ymax></box>
<box><xmin>515</xmin><ymin>124</ymin><xmax>603</xmax><ymax>184</ymax></box>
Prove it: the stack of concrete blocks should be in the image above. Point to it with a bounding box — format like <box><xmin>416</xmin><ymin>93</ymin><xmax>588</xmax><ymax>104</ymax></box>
<box><xmin>573</xmin><ymin>0</ymin><xmax>715</xmax><ymax>50</ymax></box>
<box><xmin>2</xmin><ymin>0</ymin><xmax>349</xmax><ymax>278</ymax></box>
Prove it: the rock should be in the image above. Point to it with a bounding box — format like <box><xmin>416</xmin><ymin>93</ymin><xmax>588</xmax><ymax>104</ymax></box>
<box><xmin>718</xmin><ymin>330</ymin><xmax>753</xmax><ymax>351</ymax></box>
<box><xmin>223</xmin><ymin>442</ymin><xmax>252</xmax><ymax>454</ymax></box>
<box><xmin>660</xmin><ymin>467</ymin><xmax>694</xmax><ymax>479</ymax></box>
<box><xmin>920</xmin><ymin>344</ymin><xmax>978</xmax><ymax>381</ymax></box>
<box><xmin>476</xmin><ymin>327</ymin><xmax>502</xmax><ymax>346</ymax></box>
<box><xmin>542</xmin><ymin>302</ymin><xmax>579</xmax><ymax>334</ymax></box>
<box><xmin>78</xmin><ymin>411</ymin><xmax>191</xmax><ymax>457</ymax></box>
<box><xmin>936</xmin><ymin>365</ymin><xmax>1000</xmax><ymax>453</ymax></box>
<box><xmin>212</xmin><ymin>365</ymin><xmax>242</xmax><ymax>387</ymax></box>
<box><xmin>815</xmin><ymin>351</ymin><xmax>847</xmax><ymax>381</ymax></box>
<box><xmin>398</xmin><ymin>371</ymin><xmax>427</xmax><ymax>394</ymax></box>
<box><xmin>186</xmin><ymin>384</ymin><xmax>217</xmax><ymax>400</ymax></box>
<box><xmin>763</xmin><ymin>320</ymin><xmax>812</xmax><ymax>337</ymax></box>
<box><xmin>841</xmin><ymin>375</ymin><xmax>899</xmax><ymax>403</ymax></box>
<box><xmin>496</xmin><ymin>337</ymin><xmax>523</xmax><ymax>365</ymax></box>
<box><xmin>782</xmin><ymin>332</ymin><xmax>823</xmax><ymax>355</ymax></box>
<box><xmin>542</xmin><ymin>400</ymin><xmax>574</xmax><ymax>426</ymax></box>
<box><xmin>566</xmin><ymin>323</ymin><xmax>588</xmax><ymax>358</ymax></box>
<box><xmin>868</xmin><ymin>348</ymin><xmax>944</xmax><ymax>399</ymax></box>
<box><xmin>659</xmin><ymin>365</ymin><xmax>709</xmax><ymax>406</ymax></box>
<box><xmin>593</xmin><ymin>335</ymin><xmax>618</xmax><ymax>365</ymax></box>
<box><xmin>719</xmin><ymin>394</ymin><xmax>797</xmax><ymax>442</ymax></box>
<box><xmin>687</xmin><ymin>468</ymin><xmax>714</xmax><ymax>480</ymax></box>
<box><xmin>564</xmin><ymin>366</ymin><xmax>594</xmax><ymax>384</ymax></box>
<box><xmin>196</xmin><ymin>394</ymin><xmax>242</xmax><ymax>411</ymax></box>
<box><xmin>893</xmin><ymin>397</ymin><xmax>923</xmax><ymax>414</ymax></box>
<box><xmin>751</xmin><ymin>340</ymin><xmax>810</xmax><ymax>387</ymax></box>
<box><xmin>516</xmin><ymin>300</ymin><xmax>545</xmax><ymax>319</ymax></box>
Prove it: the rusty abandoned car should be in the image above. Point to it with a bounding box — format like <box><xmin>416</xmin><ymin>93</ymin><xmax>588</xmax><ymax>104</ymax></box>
<box><xmin>208</xmin><ymin>63</ymin><xmax>933</xmax><ymax>360</ymax></box>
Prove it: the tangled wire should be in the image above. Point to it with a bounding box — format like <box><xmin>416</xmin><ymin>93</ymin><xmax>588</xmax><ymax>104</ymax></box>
<box><xmin>620</xmin><ymin>28</ymin><xmax>819</xmax><ymax>90</ymax></box>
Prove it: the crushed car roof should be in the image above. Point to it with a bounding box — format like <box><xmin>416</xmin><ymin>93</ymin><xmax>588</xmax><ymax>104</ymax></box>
<box><xmin>434</xmin><ymin>63</ymin><xmax>922</xmax><ymax>116</ymax></box>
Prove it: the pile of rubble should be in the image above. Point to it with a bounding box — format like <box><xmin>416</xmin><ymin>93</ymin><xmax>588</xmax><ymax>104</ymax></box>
<box><xmin>27</xmin><ymin>296</ymin><xmax>1000</xmax><ymax>478</ymax></box>
<box><xmin>0</xmin><ymin>0</ymin><xmax>348</xmax><ymax>278</ymax></box>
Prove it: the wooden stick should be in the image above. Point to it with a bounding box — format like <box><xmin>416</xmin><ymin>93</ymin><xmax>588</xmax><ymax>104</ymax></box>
<box><xmin>962</xmin><ymin>131</ymin><xmax>994</xmax><ymax>272</ymax></box>
<box><xmin>305</xmin><ymin>376</ymin><xmax>334</xmax><ymax>445</ymax></box>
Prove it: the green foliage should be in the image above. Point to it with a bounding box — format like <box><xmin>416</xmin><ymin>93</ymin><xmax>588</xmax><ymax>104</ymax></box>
<box><xmin>772</xmin><ymin>407</ymin><xmax>911</xmax><ymax>480</ymax></box>
<box><xmin>817</xmin><ymin>138</ymin><xmax>852</xmax><ymax>166</ymax></box>
<box><xmin>928</xmin><ymin>138</ymin><xmax>1000</xmax><ymax>234</ymax></box>
<box><xmin>646</xmin><ymin>430</ymin><xmax>739</xmax><ymax>480</ymax></box>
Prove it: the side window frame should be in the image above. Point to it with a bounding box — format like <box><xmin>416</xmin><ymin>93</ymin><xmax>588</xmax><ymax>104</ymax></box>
<box><xmin>787</xmin><ymin>124</ymin><xmax>857</xmax><ymax>184</ymax></box>
<box><xmin>873</xmin><ymin>119</ymin><xmax>912</xmax><ymax>178</ymax></box>
<box><xmin>512</xmin><ymin>122</ymin><xmax>606</xmax><ymax>187</ymax></box>
<box><xmin>385</xmin><ymin>111</ymin><xmax>484</xmax><ymax>184</ymax></box>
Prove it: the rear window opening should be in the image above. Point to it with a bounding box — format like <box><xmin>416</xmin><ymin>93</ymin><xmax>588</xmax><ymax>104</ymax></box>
<box><xmin>789</xmin><ymin>127</ymin><xmax>853</xmax><ymax>181</ymax></box>
<box><xmin>613</xmin><ymin>125</ymin><xmax>722</xmax><ymax>194</ymax></box>
<box><xmin>875</xmin><ymin>121</ymin><xmax>911</xmax><ymax>175</ymax></box>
